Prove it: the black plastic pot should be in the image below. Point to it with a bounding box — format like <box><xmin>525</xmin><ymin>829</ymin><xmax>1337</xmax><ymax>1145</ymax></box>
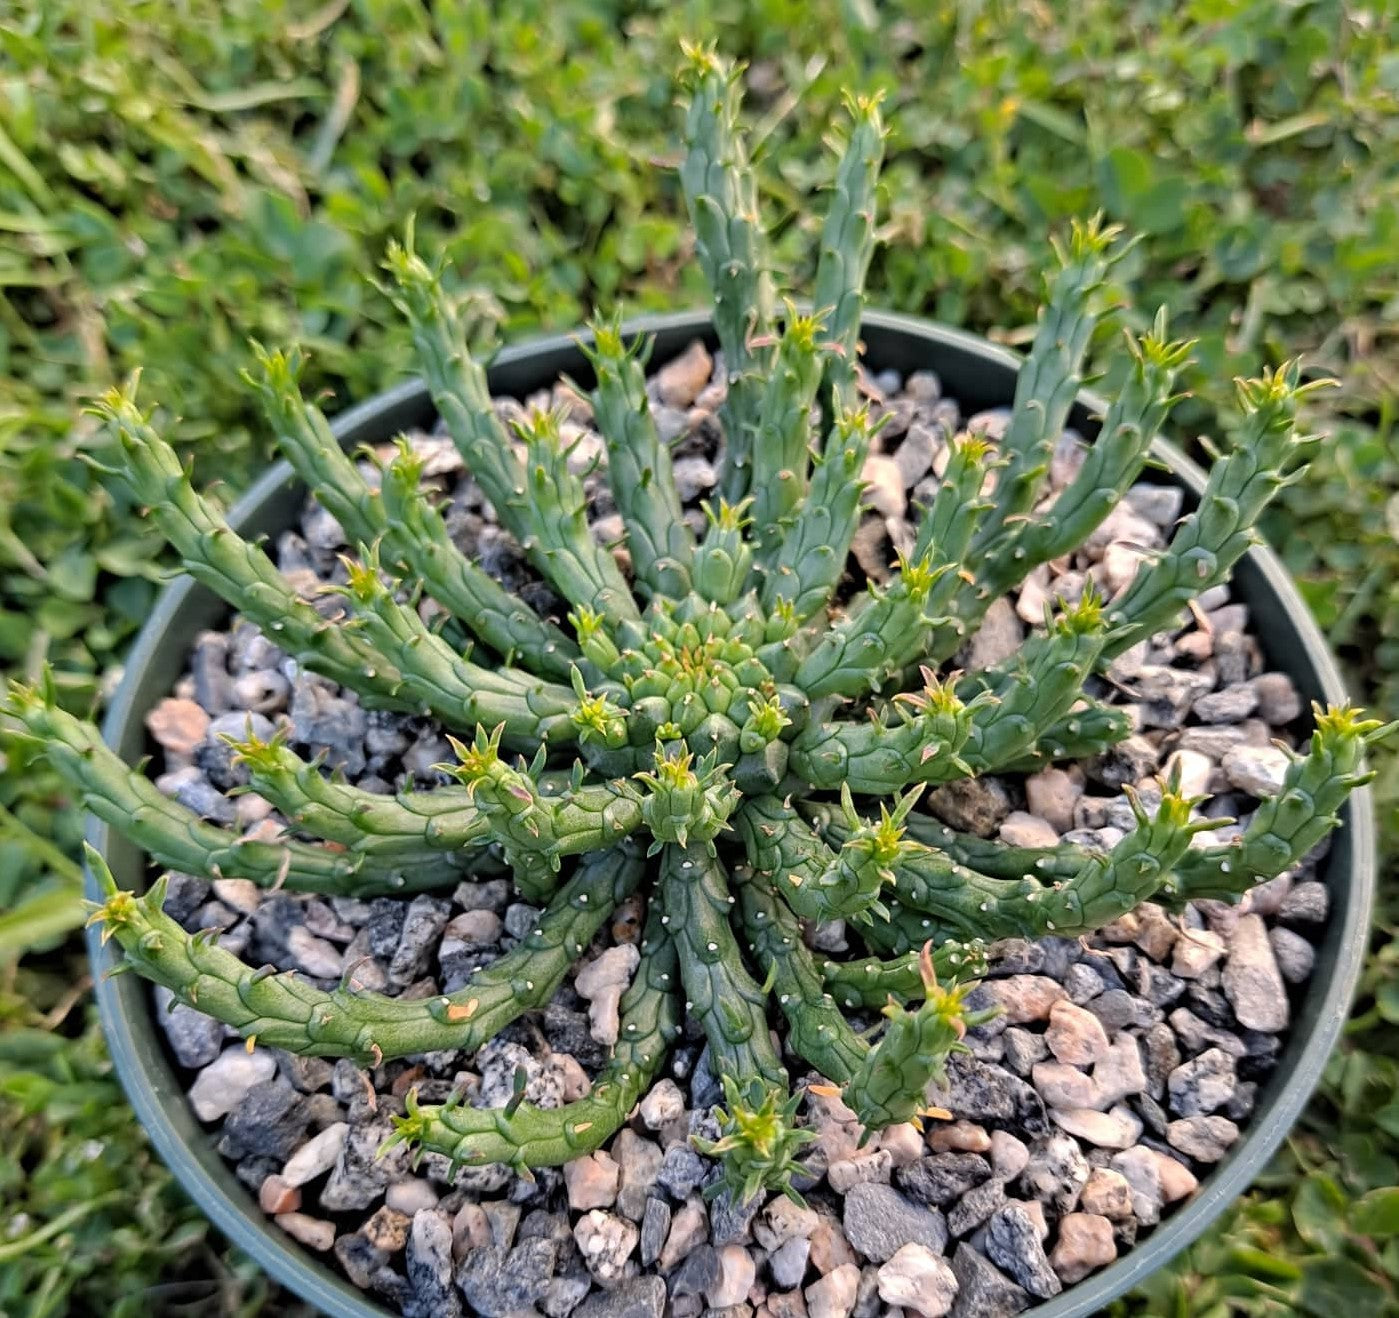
<box><xmin>88</xmin><ymin>311</ymin><xmax>1375</xmax><ymax>1317</ymax></box>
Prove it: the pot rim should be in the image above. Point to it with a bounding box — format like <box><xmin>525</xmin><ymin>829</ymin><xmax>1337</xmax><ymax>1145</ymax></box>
<box><xmin>86</xmin><ymin>308</ymin><xmax>1375</xmax><ymax>1318</ymax></box>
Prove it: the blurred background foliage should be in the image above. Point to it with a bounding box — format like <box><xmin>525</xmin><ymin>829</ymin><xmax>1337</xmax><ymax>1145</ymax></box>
<box><xmin>1</xmin><ymin>0</ymin><xmax>1396</xmax><ymax>1312</ymax></box>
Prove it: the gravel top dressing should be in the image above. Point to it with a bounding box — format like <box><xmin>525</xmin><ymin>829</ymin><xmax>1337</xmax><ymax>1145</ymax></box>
<box><xmin>141</xmin><ymin>346</ymin><xmax>1325</xmax><ymax>1318</ymax></box>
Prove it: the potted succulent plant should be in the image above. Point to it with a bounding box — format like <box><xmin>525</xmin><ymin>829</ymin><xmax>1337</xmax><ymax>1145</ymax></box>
<box><xmin>11</xmin><ymin>45</ymin><xmax>1381</xmax><ymax>1318</ymax></box>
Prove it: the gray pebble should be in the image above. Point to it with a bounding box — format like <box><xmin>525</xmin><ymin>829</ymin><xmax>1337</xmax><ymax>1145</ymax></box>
<box><xmin>843</xmin><ymin>1182</ymin><xmax>948</xmax><ymax>1263</ymax></box>
<box><xmin>896</xmin><ymin>1153</ymin><xmax>992</xmax><ymax>1208</ymax></box>
<box><xmin>455</xmin><ymin>1239</ymin><xmax>555</xmax><ymax>1317</ymax></box>
<box><xmin>639</xmin><ymin>1196</ymin><xmax>670</xmax><ymax>1267</ymax></box>
<box><xmin>1167</xmin><ymin>1048</ymin><xmax>1238</xmax><ymax>1117</ymax></box>
<box><xmin>155</xmin><ymin>986</ymin><xmax>225</xmax><ymax>1068</ymax></box>
<box><xmin>1269</xmin><ymin>927</ymin><xmax>1315</xmax><ymax>983</ymax></box>
<box><xmin>1017</xmin><ymin>1135</ymin><xmax>1088</xmax><ymax>1214</ymax></box>
<box><xmin>405</xmin><ymin>1209</ymin><xmax>462</xmax><ymax>1318</ymax></box>
<box><xmin>949</xmin><ymin>1241</ymin><xmax>1030</xmax><ymax>1317</ymax></box>
<box><xmin>572</xmin><ymin>1275</ymin><xmax>665</xmax><ymax>1318</ymax></box>
<box><xmin>984</xmin><ymin>1203</ymin><xmax>1061</xmax><ymax>1299</ymax></box>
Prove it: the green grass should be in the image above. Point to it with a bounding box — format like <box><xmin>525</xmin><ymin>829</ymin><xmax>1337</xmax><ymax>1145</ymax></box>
<box><xmin>2</xmin><ymin>1</ymin><xmax>1397</xmax><ymax>1312</ymax></box>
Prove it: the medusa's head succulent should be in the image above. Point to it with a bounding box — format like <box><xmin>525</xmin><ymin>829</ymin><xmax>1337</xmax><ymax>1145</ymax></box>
<box><xmin>10</xmin><ymin>47</ymin><xmax>1386</xmax><ymax>1200</ymax></box>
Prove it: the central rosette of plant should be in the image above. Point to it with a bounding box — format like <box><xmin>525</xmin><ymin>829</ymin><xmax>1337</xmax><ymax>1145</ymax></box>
<box><xmin>13</xmin><ymin>44</ymin><xmax>1384</xmax><ymax>1206</ymax></box>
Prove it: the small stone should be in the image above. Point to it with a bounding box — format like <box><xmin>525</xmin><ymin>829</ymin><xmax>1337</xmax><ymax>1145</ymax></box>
<box><xmin>810</xmin><ymin>1217</ymin><xmax>857</xmax><ymax>1273</ymax></box>
<box><xmin>669</xmin><ymin>1244</ymin><xmax>719</xmax><ymax>1298</ymax></box>
<box><xmin>1024</xmin><ymin>768</ymin><xmax>1080</xmax><ymax>834</ymax></box>
<box><xmin>154</xmin><ymin>986</ymin><xmax>225</xmax><ymax>1068</ymax></box>
<box><xmin>659</xmin><ymin>1196</ymin><xmax>709</xmax><ymax>1271</ymax></box>
<box><xmin>640</xmin><ymin>1195</ymin><xmax>670</xmax><ymax>1266</ymax></box>
<box><xmin>843</xmin><ymin>1183</ymin><xmax>947</xmax><ymax>1263</ymax></box>
<box><xmin>1017</xmin><ymin>1135</ymin><xmax>1088</xmax><ymax>1214</ymax></box>
<box><xmin>927</xmin><ymin>776</ymin><xmax>1012</xmax><ymax>838</ymax></box>
<box><xmin>1172</xmin><ymin>929</ymin><xmax>1227</xmax><ymax>979</ymax></box>
<box><xmin>573</xmin><ymin>1275</ymin><xmax>665</xmax><ymax>1318</ymax></box>
<box><xmin>1193</xmin><ymin>685</ymin><xmax>1258</xmax><ymax>724</ymax></box>
<box><xmin>988</xmin><ymin>1132</ymin><xmax>1029</xmax><ymax>1182</ymax></box>
<box><xmin>451</xmin><ymin>1203</ymin><xmax>491</xmax><ymax>1260</ymax></box>
<box><xmin>389</xmin><ymin>895</ymin><xmax>452</xmax><ymax>989</ymax></box>
<box><xmin>1032</xmin><ymin>1062</ymin><xmax>1099</xmax><ymax>1110</ymax></box>
<box><xmin>574</xmin><ymin>944</ymin><xmax>641</xmax><ymax>1046</ymax></box>
<box><xmin>1250</xmin><ymin>672</ymin><xmax>1302</xmax><ymax>724</ymax></box>
<box><xmin>948</xmin><ymin>1242</ymin><xmax>1030</xmax><ymax>1318</ymax></box>
<box><xmin>259</xmin><ymin>1174</ymin><xmax>301</xmax><ymax>1215</ymax></box>
<box><xmin>1168</xmin><ymin>1048</ymin><xmax>1237</xmax><ymax>1117</ymax></box>
<box><xmin>1051</xmin><ymin>1104</ymin><xmax>1142</xmax><ymax>1149</ymax></box>
<box><xmin>1131</xmin><ymin>665</ymin><xmax>1214</xmax><ymax>729</ymax></box>
<box><xmin>286</xmin><ymin>924</ymin><xmax>343</xmax><ymax>978</ymax></box>
<box><xmin>926</xmin><ymin>1121</ymin><xmax>992</xmax><ymax>1155</ymax></box>
<box><xmin>806</xmin><ymin>1263</ymin><xmax>861</xmax><ymax>1318</ymax></box>
<box><xmin>1167</xmin><ymin>1115</ymin><xmax>1239</xmax><ymax>1162</ymax></box>
<box><xmin>1087</xmin><ymin>735</ymin><xmax>1159</xmax><ymax>790</ymax></box>
<box><xmin>828</xmin><ymin>1148</ymin><xmax>892</xmax><ymax>1193</ymax></box>
<box><xmin>997</xmin><ymin>811</ymin><xmax>1059</xmax><ymax>849</ymax></box>
<box><xmin>1270</xmin><ymin>927</ymin><xmax>1316</xmax><ymax>983</ymax></box>
<box><xmin>657</xmin><ymin>340</ymin><xmax>713</xmax><ymax>409</ymax></box>
<box><xmin>387</xmin><ymin>1178</ymin><xmax>439</xmax><ymax>1216</ymax></box>
<box><xmin>639</xmin><ymin>1078</ymin><xmax>685</xmax><ymax>1130</ymax></box>
<box><xmin>1109</xmin><ymin>1147</ymin><xmax>1164</xmax><ymax>1224</ymax></box>
<box><xmin>710</xmin><ymin>1185</ymin><xmax>765</xmax><ymax>1246</ymax></box>
<box><xmin>946</xmin><ymin>1179</ymin><xmax>1006</xmax><ymax>1237</ymax></box>
<box><xmin>1049</xmin><ymin>1213</ymin><xmax>1116</xmax><ymax>1284</ymax></box>
<box><xmin>439</xmin><ymin>909</ymin><xmax>502</xmax><ymax>957</ymax></box>
<box><xmin>1222</xmin><ymin>745</ymin><xmax>1290</xmax><ymax>798</ymax></box>
<box><xmin>707</xmin><ymin>1244</ymin><xmax>757</xmax><ymax>1308</ymax></box>
<box><xmin>1223</xmin><ymin>914</ymin><xmax>1289</xmax><ymax>1031</ymax></box>
<box><xmin>1150</xmin><ymin>1150</ymin><xmax>1199</xmax><ymax>1201</ymax></box>
<box><xmin>877</xmin><ymin>1122</ymin><xmax>928</xmax><ymax>1166</ymax></box>
<box><xmin>984</xmin><ymin>1203</ymin><xmax>1061</xmax><ymax>1299</ymax></box>
<box><xmin>321</xmin><ymin>1119</ymin><xmax>410</xmax><ymax>1211</ymax></box>
<box><xmin>756</xmin><ymin>1198</ymin><xmax>820</xmax><ymax>1252</ymax></box>
<box><xmin>146</xmin><ymin>697</ymin><xmax>209</xmax><ymax>756</ymax></box>
<box><xmin>613</xmin><ymin>1129</ymin><xmax>663</xmax><ymax>1222</ymax></box>
<box><xmin>1092</xmin><ymin>1035</ymin><xmax>1148</xmax><ymax>1107</ymax></box>
<box><xmin>276</xmin><ymin>1212</ymin><xmax>335</xmax><ymax>1251</ymax></box>
<box><xmin>986</xmin><ymin>976</ymin><xmax>1066</xmax><ymax>1025</ymax></box>
<box><xmin>1280</xmin><ymin>881</ymin><xmax>1329</xmax><ymax>924</ymax></box>
<box><xmin>406</xmin><ymin>1209</ymin><xmax>462</xmax><ymax>1318</ymax></box>
<box><xmin>877</xmin><ymin>1244</ymin><xmax>959</xmax><ymax>1317</ymax></box>
<box><xmin>364</xmin><ymin>1205</ymin><xmax>412</xmax><ymax>1252</ymax></box>
<box><xmin>456</xmin><ymin>1239</ymin><xmax>555</xmax><ymax>1316</ymax></box>
<box><xmin>896</xmin><ymin>1154</ymin><xmax>991</xmax><ymax>1208</ymax></box>
<box><xmin>1000</xmin><ymin>1028</ymin><xmax>1047</xmax><ymax>1077</ymax></box>
<box><xmin>1079</xmin><ymin>1168</ymin><xmax>1133</xmax><ymax>1221</ymax></box>
<box><xmin>1045</xmin><ymin>1000</ymin><xmax>1109</xmax><ymax>1066</ymax></box>
<box><xmin>657</xmin><ymin>1144</ymin><xmax>709</xmax><ymax>1200</ymax></box>
<box><xmin>565</xmin><ymin>1151</ymin><xmax>621</xmax><ymax>1210</ymax></box>
<box><xmin>671</xmin><ymin>456</ymin><xmax>719</xmax><ymax>503</ymax></box>
<box><xmin>770</xmin><ymin>1235</ymin><xmax>812</xmax><ymax>1290</ymax></box>
<box><xmin>335</xmin><ymin>1232</ymin><xmax>388</xmax><ymax>1288</ymax></box>
<box><xmin>220</xmin><ymin>1078</ymin><xmax>310</xmax><ymax>1162</ymax></box>
<box><xmin>861</xmin><ymin>454</ymin><xmax>907</xmax><ymax>519</ymax></box>
<box><xmin>572</xmin><ymin>1210</ymin><xmax>638</xmax><ymax>1286</ymax></box>
<box><xmin>281</xmin><ymin>1121</ymin><xmax>347</xmax><ymax>1187</ymax></box>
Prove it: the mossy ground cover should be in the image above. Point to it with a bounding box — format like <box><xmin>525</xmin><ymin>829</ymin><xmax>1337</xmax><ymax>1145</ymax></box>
<box><xmin>1</xmin><ymin>3</ymin><xmax>1396</xmax><ymax>1313</ymax></box>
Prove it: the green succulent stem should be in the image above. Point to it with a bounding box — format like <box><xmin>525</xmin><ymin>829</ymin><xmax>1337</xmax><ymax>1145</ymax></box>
<box><xmin>660</xmin><ymin>843</ymin><xmax>786</xmax><ymax>1088</ymax></box>
<box><xmin>388</xmin><ymin>912</ymin><xmax>679</xmax><ymax>1174</ymax></box>
<box><xmin>82</xmin><ymin>843</ymin><xmax>643</xmax><ymax>1063</ymax></box>
<box><xmin>680</xmin><ymin>43</ymin><xmax>776</xmax><ymax>502</ymax></box>
<box><xmin>817</xmin><ymin>941</ymin><xmax>989</xmax><ymax>1011</ymax></box>
<box><xmin>584</xmin><ymin>317</ymin><xmax>695</xmax><ymax>598</ymax></box>
<box><xmin>813</xmin><ymin>91</ymin><xmax>887</xmax><ymax>407</ymax></box>
<box><xmin>1104</xmin><ymin>363</ymin><xmax>1329</xmax><ymax>657</ymax></box>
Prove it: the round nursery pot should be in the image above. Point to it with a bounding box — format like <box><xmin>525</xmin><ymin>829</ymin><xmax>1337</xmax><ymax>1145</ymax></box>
<box><xmin>87</xmin><ymin>310</ymin><xmax>1375</xmax><ymax>1317</ymax></box>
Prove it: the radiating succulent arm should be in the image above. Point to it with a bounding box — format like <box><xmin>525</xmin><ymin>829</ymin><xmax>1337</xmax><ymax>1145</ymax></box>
<box><xmin>750</xmin><ymin>312</ymin><xmax>827</xmax><ymax>557</ymax></box>
<box><xmin>250</xmin><ymin>353</ymin><xmax>575</xmax><ymax>675</ymax></box>
<box><xmin>442</xmin><ymin>726</ymin><xmax>642</xmax><ymax>901</ymax></box>
<box><xmin>953</xmin><ymin>595</ymin><xmax>1110</xmax><ymax>774</ymax></box>
<box><xmin>83</xmin><ymin>842</ymin><xmax>643</xmax><ymax>1063</ymax></box>
<box><xmin>374</xmin><ymin>443</ymin><xmax>579</xmax><ymax>677</ymax></box>
<box><xmin>840</xmin><ymin>946</ymin><xmax>990</xmax><ymax>1133</ymax></box>
<box><xmin>812</xmin><ymin>92</ymin><xmax>886</xmax><ymax>407</ymax></box>
<box><xmin>980</xmin><ymin>321</ymin><xmax>1192</xmax><ymax>600</ymax></box>
<box><xmin>335</xmin><ymin>555</ymin><xmax>577</xmax><ymax>746</ymax></box>
<box><xmin>794</xmin><ymin>549</ymin><xmax>953</xmax><ymax>699</ymax></box>
<box><xmin>692</xmin><ymin>500</ymin><xmax>756</xmax><ymax>606</ymax></box>
<box><xmin>789</xmin><ymin>670</ymin><xmax>976</xmax><ymax>794</ymax></box>
<box><xmin>1172</xmin><ymin>705</ymin><xmax>1389</xmax><ymax>902</ymax></box>
<box><xmin>680</xmin><ymin>43</ymin><xmax>775</xmax><ymax>502</ymax></box>
<box><xmin>736</xmin><ymin>869</ymin><xmax>868</xmax><ymax>1084</ymax></box>
<box><xmin>898</xmin><ymin>811</ymin><xmax>1092</xmax><ymax>883</ymax></box>
<box><xmin>89</xmin><ymin>384</ymin><xmax>409</xmax><ymax>709</ymax></box>
<box><xmin>998</xmin><ymin>700</ymin><xmax>1134</xmax><ymax>772</ymax></box>
<box><xmin>760</xmin><ymin>407</ymin><xmax>875</xmax><ymax>622</ymax></box>
<box><xmin>660</xmin><ymin>843</ymin><xmax>786</xmax><ymax>1087</ymax></box>
<box><xmin>7</xmin><ymin>687</ymin><xmax>456</xmax><ymax>895</ymax></box>
<box><xmin>818</xmin><ymin>941</ymin><xmax>989</xmax><ymax>1010</ymax></box>
<box><xmin>584</xmin><ymin>318</ymin><xmax>694</xmax><ymax>599</ymax></box>
<box><xmin>228</xmin><ymin>727</ymin><xmax>489</xmax><ymax>856</ymax></box>
<box><xmin>388</xmin><ymin>912</ymin><xmax>679</xmax><ymax>1174</ymax></box>
<box><xmin>884</xmin><ymin>783</ymin><xmax>1213</xmax><ymax>941</ymax></box>
<box><xmin>514</xmin><ymin>409</ymin><xmax>642</xmax><ymax>622</ymax></box>
<box><xmin>1103</xmin><ymin>364</ymin><xmax>1325</xmax><ymax>657</ymax></box>
<box><xmin>735</xmin><ymin>789</ymin><xmax>921</xmax><ymax>925</ymax></box>
<box><xmin>971</xmin><ymin>217</ymin><xmax>1123</xmax><ymax>563</ymax></box>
